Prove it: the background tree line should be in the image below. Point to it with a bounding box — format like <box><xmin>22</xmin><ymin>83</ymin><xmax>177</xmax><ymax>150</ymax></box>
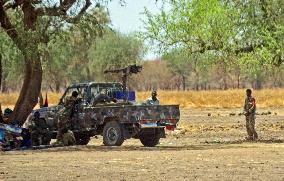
<box><xmin>1</xmin><ymin>0</ymin><xmax>284</xmax><ymax>94</ymax></box>
<box><xmin>1</xmin><ymin>0</ymin><xmax>284</xmax><ymax>124</ymax></box>
<box><xmin>0</xmin><ymin>5</ymin><xmax>144</xmax><ymax>93</ymax></box>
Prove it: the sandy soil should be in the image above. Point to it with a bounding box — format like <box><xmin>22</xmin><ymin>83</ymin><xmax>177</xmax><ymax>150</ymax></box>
<box><xmin>1</xmin><ymin>108</ymin><xmax>284</xmax><ymax>181</ymax></box>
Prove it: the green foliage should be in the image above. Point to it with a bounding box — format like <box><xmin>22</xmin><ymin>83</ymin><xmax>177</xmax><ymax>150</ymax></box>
<box><xmin>142</xmin><ymin>0</ymin><xmax>284</xmax><ymax>89</ymax></box>
<box><xmin>88</xmin><ymin>31</ymin><xmax>145</xmax><ymax>79</ymax></box>
<box><xmin>162</xmin><ymin>49</ymin><xmax>190</xmax><ymax>76</ymax></box>
<box><xmin>0</xmin><ymin>31</ymin><xmax>23</xmax><ymax>91</ymax></box>
<box><xmin>0</xmin><ymin>5</ymin><xmax>144</xmax><ymax>91</ymax></box>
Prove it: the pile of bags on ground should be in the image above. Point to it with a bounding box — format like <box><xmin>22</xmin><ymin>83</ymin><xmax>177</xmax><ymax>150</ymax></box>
<box><xmin>0</xmin><ymin>123</ymin><xmax>31</xmax><ymax>151</ymax></box>
<box><xmin>0</xmin><ymin>108</ymin><xmax>31</xmax><ymax>151</ymax></box>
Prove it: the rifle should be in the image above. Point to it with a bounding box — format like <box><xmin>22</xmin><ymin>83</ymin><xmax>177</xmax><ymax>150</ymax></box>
<box><xmin>104</xmin><ymin>64</ymin><xmax>142</xmax><ymax>101</ymax></box>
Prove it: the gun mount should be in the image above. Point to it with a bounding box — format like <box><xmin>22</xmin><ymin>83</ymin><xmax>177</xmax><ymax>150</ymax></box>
<box><xmin>104</xmin><ymin>64</ymin><xmax>142</xmax><ymax>101</ymax></box>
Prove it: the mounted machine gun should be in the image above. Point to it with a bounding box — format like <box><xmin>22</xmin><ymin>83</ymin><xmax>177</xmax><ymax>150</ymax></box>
<box><xmin>104</xmin><ymin>64</ymin><xmax>142</xmax><ymax>101</ymax></box>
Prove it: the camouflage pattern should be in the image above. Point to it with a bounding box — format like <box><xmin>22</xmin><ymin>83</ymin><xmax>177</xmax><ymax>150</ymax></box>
<box><xmin>26</xmin><ymin>82</ymin><xmax>180</xmax><ymax>143</ymax></box>
<box><xmin>56</xmin><ymin>96</ymin><xmax>78</xmax><ymax>142</ymax></box>
<box><xmin>244</xmin><ymin>96</ymin><xmax>258</xmax><ymax>140</ymax></box>
<box><xmin>83</xmin><ymin>104</ymin><xmax>180</xmax><ymax>127</ymax></box>
<box><xmin>62</xmin><ymin>130</ymin><xmax>76</xmax><ymax>146</ymax></box>
<box><xmin>29</xmin><ymin>117</ymin><xmax>50</xmax><ymax>145</ymax></box>
<box><xmin>31</xmin><ymin>104</ymin><xmax>179</xmax><ymax>133</ymax></box>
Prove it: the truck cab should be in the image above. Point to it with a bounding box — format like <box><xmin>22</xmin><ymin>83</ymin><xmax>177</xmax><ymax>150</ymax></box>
<box><xmin>59</xmin><ymin>82</ymin><xmax>129</xmax><ymax>105</ymax></box>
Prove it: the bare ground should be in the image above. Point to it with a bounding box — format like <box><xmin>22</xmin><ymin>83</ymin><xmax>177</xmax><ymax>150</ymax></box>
<box><xmin>1</xmin><ymin>108</ymin><xmax>284</xmax><ymax>181</ymax></box>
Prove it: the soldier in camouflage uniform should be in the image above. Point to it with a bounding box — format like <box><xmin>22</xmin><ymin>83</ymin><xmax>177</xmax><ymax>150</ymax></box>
<box><xmin>30</xmin><ymin>111</ymin><xmax>51</xmax><ymax>146</ymax></box>
<box><xmin>55</xmin><ymin>91</ymin><xmax>79</xmax><ymax>144</ymax></box>
<box><xmin>62</xmin><ymin>129</ymin><xmax>76</xmax><ymax>146</ymax></box>
<box><xmin>244</xmin><ymin>89</ymin><xmax>258</xmax><ymax>140</ymax></box>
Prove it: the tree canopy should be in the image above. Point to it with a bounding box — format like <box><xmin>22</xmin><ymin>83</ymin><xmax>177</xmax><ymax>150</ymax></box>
<box><xmin>0</xmin><ymin>0</ymin><xmax>114</xmax><ymax>124</ymax></box>
<box><xmin>142</xmin><ymin>0</ymin><xmax>284</xmax><ymax>89</ymax></box>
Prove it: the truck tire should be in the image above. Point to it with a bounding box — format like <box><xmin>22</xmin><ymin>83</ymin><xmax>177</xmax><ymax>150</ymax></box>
<box><xmin>139</xmin><ymin>133</ymin><xmax>160</xmax><ymax>147</ymax></box>
<box><xmin>103</xmin><ymin>121</ymin><xmax>124</xmax><ymax>146</ymax></box>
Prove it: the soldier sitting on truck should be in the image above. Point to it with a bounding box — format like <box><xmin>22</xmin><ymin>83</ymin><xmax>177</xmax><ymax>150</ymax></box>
<box><xmin>92</xmin><ymin>89</ymin><xmax>117</xmax><ymax>106</ymax></box>
<box><xmin>29</xmin><ymin>111</ymin><xmax>50</xmax><ymax>146</ymax></box>
<box><xmin>146</xmin><ymin>90</ymin><xmax>160</xmax><ymax>105</ymax></box>
<box><xmin>55</xmin><ymin>91</ymin><xmax>79</xmax><ymax>145</ymax></box>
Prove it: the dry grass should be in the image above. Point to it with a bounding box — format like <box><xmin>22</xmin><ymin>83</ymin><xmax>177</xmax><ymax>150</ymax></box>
<box><xmin>0</xmin><ymin>92</ymin><xmax>62</xmax><ymax>109</ymax></box>
<box><xmin>137</xmin><ymin>89</ymin><xmax>284</xmax><ymax>108</ymax></box>
<box><xmin>0</xmin><ymin>89</ymin><xmax>284</xmax><ymax>109</ymax></box>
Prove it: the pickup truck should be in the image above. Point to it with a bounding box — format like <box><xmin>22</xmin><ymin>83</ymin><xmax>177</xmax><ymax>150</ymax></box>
<box><xmin>27</xmin><ymin>82</ymin><xmax>180</xmax><ymax>147</ymax></box>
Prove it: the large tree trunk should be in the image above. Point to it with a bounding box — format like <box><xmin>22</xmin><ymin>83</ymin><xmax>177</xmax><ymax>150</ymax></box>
<box><xmin>0</xmin><ymin>53</ymin><xmax>2</xmax><ymax>89</ymax></box>
<box><xmin>9</xmin><ymin>52</ymin><xmax>42</xmax><ymax>125</ymax></box>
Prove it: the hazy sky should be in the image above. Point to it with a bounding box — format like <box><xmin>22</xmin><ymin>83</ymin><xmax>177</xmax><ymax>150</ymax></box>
<box><xmin>108</xmin><ymin>0</ymin><xmax>163</xmax><ymax>59</ymax></box>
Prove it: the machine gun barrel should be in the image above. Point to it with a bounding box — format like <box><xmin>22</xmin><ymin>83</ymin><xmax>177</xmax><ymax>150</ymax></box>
<box><xmin>104</xmin><ymin>65</ymin><xmax>142</xmax><ymax>101</ymax></box>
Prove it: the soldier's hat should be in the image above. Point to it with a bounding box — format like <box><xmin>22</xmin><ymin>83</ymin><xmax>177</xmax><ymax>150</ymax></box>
<box><xmin>4</xmin><ymin>108</ymin><xmax>13</xmax><ymax>117</ymax></box>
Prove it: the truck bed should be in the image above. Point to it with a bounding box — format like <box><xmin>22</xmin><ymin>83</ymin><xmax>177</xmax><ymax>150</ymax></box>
<box><xmin>83</xmin><ymin>104</ymin><xmax>180</xmax><ymax>126</ymax></box>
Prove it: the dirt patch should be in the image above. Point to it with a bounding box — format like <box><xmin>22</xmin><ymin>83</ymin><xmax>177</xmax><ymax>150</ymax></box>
<box><xmin>0</xmin><ymin>108</ymin><xmax>284</xmax><ymax>180</ymax></box>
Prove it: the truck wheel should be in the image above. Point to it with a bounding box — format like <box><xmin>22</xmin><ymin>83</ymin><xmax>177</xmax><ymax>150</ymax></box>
<box><xmin>103</xmin><ymin>121</ymin><xmax>124</xmax><ymax>146</ymax></box>
<box><xmin>139</xmin><ymin>133</ymin><xmax>160</xmax><ymax>147</ymax></box>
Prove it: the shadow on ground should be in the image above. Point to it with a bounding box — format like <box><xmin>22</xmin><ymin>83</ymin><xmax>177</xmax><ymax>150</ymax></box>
<box><xmin>3</xmin><ymin>138</ymin><xmax>283</xmax><ymax>155</ymax></box>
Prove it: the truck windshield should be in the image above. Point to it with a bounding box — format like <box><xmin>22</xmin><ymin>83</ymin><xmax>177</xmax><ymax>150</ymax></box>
<box><xmin>90</xmin><ymin>84</ymin><xmax>123</xmax><ymax>97</ymax></box>
<box><xmin>61</xmin><ymin>87</ymin><xmax>87</xmax><ymax>104</ymax></box>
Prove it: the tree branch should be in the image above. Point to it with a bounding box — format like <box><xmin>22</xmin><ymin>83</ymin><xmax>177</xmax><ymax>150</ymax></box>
<box><xmin>65</xmin><ymin>0</ymin><xmax>91</xmax><ymax>23</ymax></box>
<box><xmin>234</xmin><ymin>43</ymin><xmax>264</xmax><ymax>54</ymax></box>
<box><xmin>36</xmin><ymin>0</ymin><xmax>76</xmax><ymax>16</ymax></box>
<box><xmin>4</xmin><ymin>0</ymin><xmax>25</xmax><ymax>10</ymax></box>
<box><xmin>36</xmin><ymin>0</ymin><xmax>92</xmax><ymax>24</ymax></box>
<box><xmin>0</xmin><ymin>2</ymin><xmax>18</xmax><ymax>39</ymax></box>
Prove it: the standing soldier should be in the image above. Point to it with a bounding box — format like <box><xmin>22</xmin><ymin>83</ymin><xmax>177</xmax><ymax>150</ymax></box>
<box><xmin>146</xmin><ymin>90</ymin><xmax>160</xmax><ymax>105</ymax></box>
<box><xmin>243</xmin><ymin>89</ymin><xmax>258</xmax><ymax>140</ymax></box>
<box><xmin>55</xmin><ymin>91</ymin><xmax>79</xmax><ymax>145</ymax></box>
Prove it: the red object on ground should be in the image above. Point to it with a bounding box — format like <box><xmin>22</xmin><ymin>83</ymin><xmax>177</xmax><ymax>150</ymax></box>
<box><xmin>165</xmin><ymin>125</ymin><xmax>175</xmax><ymax>131</ymax></box>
